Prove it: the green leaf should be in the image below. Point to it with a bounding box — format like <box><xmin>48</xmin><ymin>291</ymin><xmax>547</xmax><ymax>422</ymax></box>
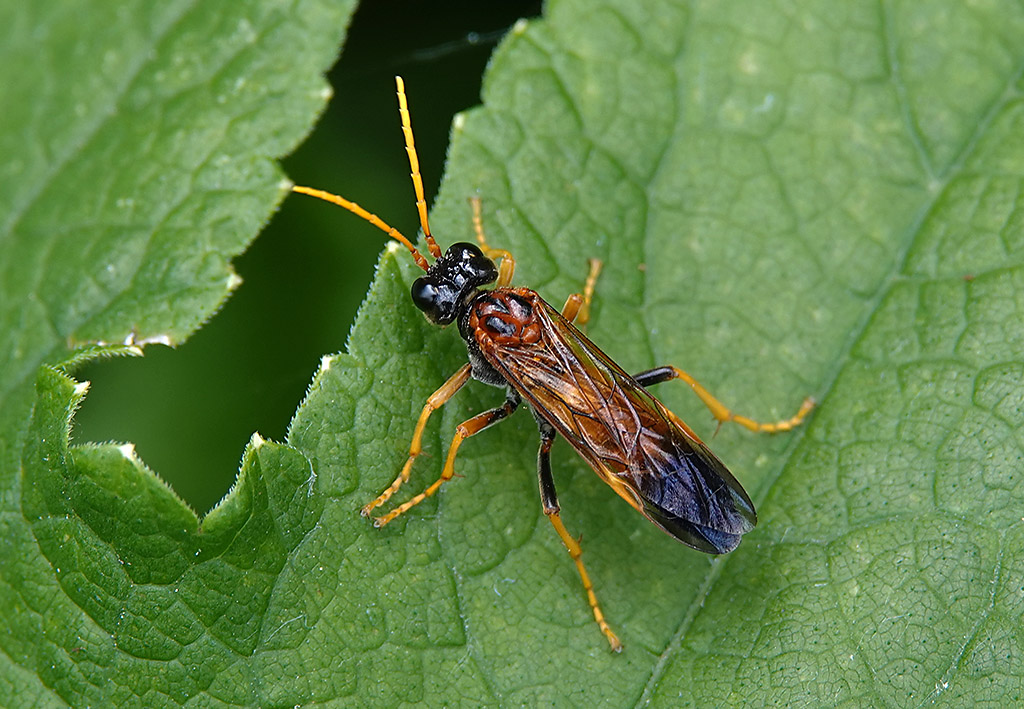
<box><xmin>0</xmin><ymin>0</ymin><xmax>355</xmax><ymax>705</ymax></box>
<box><xmin>3</xmin><ymin>0</ymin><xmax>1024</xmax><ymax>707</ymax></box>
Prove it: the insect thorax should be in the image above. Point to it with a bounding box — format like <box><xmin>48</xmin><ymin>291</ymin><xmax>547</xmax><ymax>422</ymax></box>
<box><xmin>459</xmin><ymin>288</ymin><xmax>543</xmax><ymax>388</ymax></box>
<box><xmin>466</xmin><ymin>288</ymin><xmax>542</xmax><ymax>346</ymax></box>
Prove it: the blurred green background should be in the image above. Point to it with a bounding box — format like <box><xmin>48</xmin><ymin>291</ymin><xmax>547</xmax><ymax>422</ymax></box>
<box><xmin>74</xmin><ymin>1</ymin><xmax>542</xmax><ymax>514</ymax></box>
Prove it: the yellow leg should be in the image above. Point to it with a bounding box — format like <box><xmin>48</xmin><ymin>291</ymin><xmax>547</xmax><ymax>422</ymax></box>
<box><xmin>636</xmin><ymin>366</ymin><xmax>815</xmax><ymax>433</ymax></box>
<box><xmin>561</xmin><ymin>293</ymin><xmax>583</xmax><ymax>323</ymax></box>
<box><xmin>536</xmin><ymin>428</ymin><xmax>621</xmax><ymax>651</ymax></box>
<box><xmin>546</xmin><ymin>511</ymin><xmax>621</xmax><ymax>652</ymax></box>
<box><xmin>372</xmin><ymin>395</ymin><xmax>519</xmax><ymax>527</ymax></box>
<box><xmin>561</xmin><ymin>258</ymin><xmax>603</xmax><ymax>326</ymax></box>
<box><xmin>469</xmin><ymin>196</ymin><xmax>515</xmax><ymax>286</ymax></box>
<box><xmin>361</xmin><ymin>364</ymin><xmax>471</xmax><ymax>516</ymax></box>
<box><xmin>576</xmin><ymin>258</ymin><xmax>602</xmax><ymax>327</ymax></box>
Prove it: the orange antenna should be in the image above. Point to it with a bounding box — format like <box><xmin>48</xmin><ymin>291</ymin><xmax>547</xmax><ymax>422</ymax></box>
<box><xmin>395</xmin><ymin>76</ymin><xmax>442</xmax><ymax>259</ymax></box>
<box><xmin>291</xmin><ymin>185</ymin><xmax>431</xmax><ymax>271</ymax></box>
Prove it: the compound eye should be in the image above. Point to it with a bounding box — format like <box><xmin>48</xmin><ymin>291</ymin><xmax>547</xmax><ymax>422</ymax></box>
<box><xmin>411</xmin><ymin>277</ymin><xmax>438</xmax><ymax>314</ymax></box>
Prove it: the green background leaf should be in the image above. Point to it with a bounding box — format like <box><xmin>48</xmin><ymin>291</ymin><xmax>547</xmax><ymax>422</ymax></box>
<box><xmin>0</xmin><ymin>0</ymin><xmax>356</xmax><ymax>705</ymax></box>
<box><xmin>3</xmin><ymin>0</ymin><xmax>1024</xmax><ymax>706</ymax></box>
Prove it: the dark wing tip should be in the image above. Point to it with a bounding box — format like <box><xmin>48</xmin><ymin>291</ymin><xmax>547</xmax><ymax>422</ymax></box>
<box><xmin>632</xmin><ymin>434</ymin><xmax>758</xmax><ymax>555</ymax></box>
<box><xmin>633</xmin><ymin>464</ymin><xmax>757</xmax><ymax>554</ymax></box>
<box><xmin>641</xmin><ymin>500</ymin><xmax>755</xmax><ymax>554</ymax></box>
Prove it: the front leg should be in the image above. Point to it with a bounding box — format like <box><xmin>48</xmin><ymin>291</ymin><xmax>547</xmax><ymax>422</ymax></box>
<box><xmin>560</xmin><ymin>258</ymin><xmax>603</xmax><ymax>327</ymax></box>
<box><xmin>372</xmin><ymin>391</ymin><xmax>521</xmax><ymax>527</ymax></box>
<box><xmin>361</xmin><ymin>364</ymin><xmax>471</xmax><ymax>516</ymax></box>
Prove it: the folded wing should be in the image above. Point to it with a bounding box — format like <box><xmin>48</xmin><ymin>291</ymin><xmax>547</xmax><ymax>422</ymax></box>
<box><xmin>477</xmin><ymin>295</ymin><xmax>756</xmax><ymax>554</ymax></box>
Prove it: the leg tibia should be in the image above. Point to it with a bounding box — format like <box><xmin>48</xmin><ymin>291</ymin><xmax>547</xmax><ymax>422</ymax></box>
<box><xmin>633</xmin><ymin>366</ymin><xmax>815</xmax><ymax>433</ymax></box>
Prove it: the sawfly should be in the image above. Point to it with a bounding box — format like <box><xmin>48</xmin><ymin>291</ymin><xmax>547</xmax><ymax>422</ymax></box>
<box><xmin>292</xmin><ymin>77</ymin><xmax>814</xmax><ymax>651</ymax></box>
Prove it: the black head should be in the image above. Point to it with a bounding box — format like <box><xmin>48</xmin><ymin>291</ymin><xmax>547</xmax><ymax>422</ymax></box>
<box><xmin>410</xmin><ymin>242</ymin><xmax>498</xmax><ymax>325</ymax></box>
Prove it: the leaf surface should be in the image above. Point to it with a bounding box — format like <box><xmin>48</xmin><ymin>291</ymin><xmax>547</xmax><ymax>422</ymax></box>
<box><xmin>0</xmin><ymin>0</ymin><xmax>355</xmax><ymax>705</ymax></box>
<box><xmin>3</xmin><ymin>0</ymin><xmax>1024</xmax><ymax>706</ymax></box>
